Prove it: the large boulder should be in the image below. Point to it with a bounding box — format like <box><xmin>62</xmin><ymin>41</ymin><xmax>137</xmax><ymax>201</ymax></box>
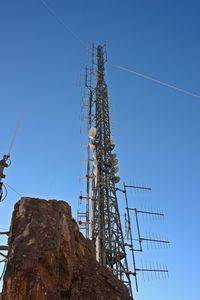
<box><xmin>1</xmin><ymin>198</ymin><xmax>131</xmax><ymax>300</ymax></box>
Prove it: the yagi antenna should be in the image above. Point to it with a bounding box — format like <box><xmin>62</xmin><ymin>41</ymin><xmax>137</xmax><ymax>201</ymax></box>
<box><xmin>124</xmin><ymin>184</ymin><xmax>152</xmax><ymax>191</ymax></box>
<box><xmin>8</xmin><ymin>112</ymin><xmax>23</xmax><ymax>155</ymax></box>
<box><xmin>121</xmin><ymin>182</ymin><xmax>170</xmax><ymax>292</ymax></box>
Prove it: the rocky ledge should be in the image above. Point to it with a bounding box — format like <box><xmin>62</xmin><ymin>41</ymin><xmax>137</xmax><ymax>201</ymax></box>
<box><xmin>1</xmin><ymin>197</ymin><xmax>131</xmax><ymax>300</ymax></box>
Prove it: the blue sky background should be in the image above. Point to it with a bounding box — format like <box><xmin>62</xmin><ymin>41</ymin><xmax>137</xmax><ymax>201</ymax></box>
<box><xmin>0</xmin><ymin>1</ymin><xmax>200</xmax><ymax>299</ymax></box>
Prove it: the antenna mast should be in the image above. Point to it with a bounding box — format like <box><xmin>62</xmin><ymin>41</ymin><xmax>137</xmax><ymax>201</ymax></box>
<box><xmin>78</xmin><ymin>45</ymin><xmax>133</xmax><ymax>298</ymax></box>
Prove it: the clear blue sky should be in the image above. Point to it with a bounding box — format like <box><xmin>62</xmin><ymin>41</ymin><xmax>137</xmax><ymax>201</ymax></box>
<box><xmin>0</xmin><ymin>1</ymin><xmax>200</xmax><ymax>299</ymax></box>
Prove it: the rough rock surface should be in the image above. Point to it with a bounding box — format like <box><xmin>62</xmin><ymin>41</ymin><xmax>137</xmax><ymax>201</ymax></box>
<box><xmin>1</xmin><ymin>197</ymin><xmax>131</xmax><ymax>300</ymax></box>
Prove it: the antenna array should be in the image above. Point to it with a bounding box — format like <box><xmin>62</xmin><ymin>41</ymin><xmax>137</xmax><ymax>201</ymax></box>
<box><xmin>122</xmin><ymin>183</ymin><xmax>169</xmax><ymax>291</ymax></box>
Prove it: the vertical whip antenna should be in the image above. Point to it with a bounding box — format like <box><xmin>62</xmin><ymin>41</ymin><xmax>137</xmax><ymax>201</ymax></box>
<box><xmin>8</xmin><ymin>112</ymin><xmax>23</xmax><ymax>155</ymax></box>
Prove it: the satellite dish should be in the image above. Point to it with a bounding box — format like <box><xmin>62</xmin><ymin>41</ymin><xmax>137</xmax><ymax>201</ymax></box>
<box><xmin>89</xmin><ymin>143</ymin><xmax>95</xmax><ymax>150</ymax></box>
<box><xmin>88</xmin><ymin>127</ymin><xmax>97</xmax><ymax>139</ymax></box>
<box><xmin>111</xmin><ymin>154</ymin><xmax>117</xmax><ymax>160</ymax></box>
<box><xmin>93</xmin><ymin>158</ymin><xmax>97</xmax><ymax>167</ymax></box>
<box><xmin>112</xmin><ymin>176</ymin><xmax>120</xmax><ymax>184</ymax></box>
<box><xmin>111</xmin><ymin>158</ymin><xmax>118</xmax><ymax>166</ymax></box>
<box><xmin>93</xmin><ymin>166</ymin><xmax>98</xmax><ymax>176</ymax></box>
<box><xmin>95</xmin><ymin>175</ymin><xmax>98</xmax><ymax>187</ymax></box>
<box><xmin>111</xmin><ymin>166</ymin><xmax>119</xmax><ymax>174</ymax></box>
<box><xmin>93</xmin><ymin>151</ymin><xmax>97</xmax><ymax>160</ymax></box>
<box><xmin>110</xmin><ymin>143</ymin><xmax>115</xmax><ymax>150</ymax></box>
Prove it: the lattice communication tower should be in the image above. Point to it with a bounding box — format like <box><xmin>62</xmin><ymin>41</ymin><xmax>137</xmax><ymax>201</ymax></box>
<box><xmin>78</xmin><ymin>45</ymin><xmax>133</xmax><ymax>298</ymax></box>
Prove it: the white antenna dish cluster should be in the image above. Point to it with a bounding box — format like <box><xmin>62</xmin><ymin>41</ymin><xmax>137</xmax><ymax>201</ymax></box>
<box><xmin>88</xmin><ymin>128</ymin><xmax>98</xmax><ymax>186</ymax></box>
<box><xmin>110</xmin><ymin>153</ymin><xmax>120</xmax><ymax>184</ymax></box>
<box><xmin>88</xmin><ymin>127</ymin><xmax>97</xmax><ymax>152</ymax></box>
<box><xmin>93</xmin><ymin>150</ymin><xmax>98</xmax><ymax>181</ymax></box>
<box><xmin>88</xmin><ymin>127</ymin><xmax>97</xmax><ymax>151</ymax></box>
<box><xmin>88</xmin><ymin>127</ymin><xmax>97</xmax><ymax>139</ymax></box>
<box><xmin>88</xmin><ymin>127</ymin><xmax>120</xmax><ymax>185</ymax></box>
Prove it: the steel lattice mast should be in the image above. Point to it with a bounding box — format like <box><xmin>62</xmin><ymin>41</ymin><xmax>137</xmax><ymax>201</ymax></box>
<box><xmin>78</xmin><ymin>45</ymin><xmax>133</xmax><ymax>298</ymax></box>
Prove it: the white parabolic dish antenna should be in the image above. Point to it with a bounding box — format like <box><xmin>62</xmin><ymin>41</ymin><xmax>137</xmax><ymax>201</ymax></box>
<box><xmin>89</xmin><ymin>142</ymin><xmax>95</xmax><ymax>150</ymax></box>
<box><xmin>112</xmin><ymin>166</ymin><xmax>119</xmax><ymax>174</ymax></box>
<box><xmin>93</xmin><ymin>150</ymin><xmax>97</xmax><ymax>160</ymax></box>
<box><xmin>93</xmin><ymin>166</ymin><xmax>98</xmax><ymax>176</ymax></box>
<box><xmin>111</xmin><ymin>153</ymin><xmax>117</xmax><ymax>160</ymax></box>
<box><xmin>93</xmin><ymin>158</ymin><xmax>97</xmax><ymax>167</ymax></box>
<box><xmin>112</xmin><ymin>158</ymin><xmax>118</xmax><ymax>166</ymax></box>
<box><xmin>112</xmin><ymin>176</ymin><xmax>120</xmax><ymax>184</ymax></box>
<box><xmin>88</xmin><ymin>127</ymin><xmax>97</xmax><ymax>138</ymax></box>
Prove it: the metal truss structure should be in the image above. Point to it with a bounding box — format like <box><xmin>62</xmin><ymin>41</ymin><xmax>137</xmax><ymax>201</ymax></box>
<box><xmin>78</xmin><ymin>45</ymin><xmax>133</xmax><ymax>298</ymax></box>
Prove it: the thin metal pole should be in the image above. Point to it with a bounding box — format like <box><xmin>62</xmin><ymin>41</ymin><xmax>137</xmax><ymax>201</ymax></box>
<box><xmin>124</xmin><ymin>182</ymin><xmax>138</xmax><ymax>292</ymax></box>
<box><xmin>134</xmin><ymin>209</ymin><xmax>142</xmax><ymax>252</ymax></box>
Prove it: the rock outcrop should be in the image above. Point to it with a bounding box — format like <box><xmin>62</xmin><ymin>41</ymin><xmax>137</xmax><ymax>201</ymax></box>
<box><xmin>1</xmin><ymin>197</ymin><xmax>131</xmax><ymax>300</ymax></box>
